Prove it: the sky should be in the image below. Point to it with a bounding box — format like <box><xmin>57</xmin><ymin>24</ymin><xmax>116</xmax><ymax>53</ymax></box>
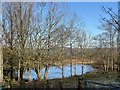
<box><xmin>0</xmin><ymin>2</ymin><xmax>118</xmax><ymax>37</ymax></box>
<box><xmin>67</xmin><ymin>2</ymin><xmax>118</xmax><ymax>36</ymax></box>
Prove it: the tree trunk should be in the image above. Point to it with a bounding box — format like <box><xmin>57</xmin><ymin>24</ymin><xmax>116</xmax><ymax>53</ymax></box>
<box><xmin>27</xmin><ymin>68</ymin><xmax>30</xmax><ymax>82</ymax></box>
<box><xmin>107</xmin><ymin>58</ymin><xmax>110</xmax><ymax>71</ymax></box>
<box><xmin>34</xmin><ymin>68</ymin><xmax>41</xmax><ymax>80</ymax></box>
<box><xmin>10</xmin><ymin>57</ymin><xmax>13</xmax><ymax>81</ymax></box>
<box><xmin>38</xmin><ymin>59</ymin><xmax>41</xmax><ymax>80</ymax></box>
<box><xmin>44</xmin><ymin>66</ymin><xmax>49</xmax><ymax>79</ymax></box>
<box><xmin>113</xmin><ymin>59</ymin><xmax>115</xmax><ymax>71</ymax></box>
<box><xmin>20</xmin><ymin>67</ymin><xmax>24</xmax><ymax>80</ymax></box>
<box><xmin>103</xmin><ymin>61</ymin><xmax>106</xmax><ymax>71</ymax></box>
<box><xmin>62</xmin><ymin>65</ymin><xmax>64</xmax><ymax>78</ymax></box>
<box><xmin>37</xmin><ymin>63</ymin><xmax>41</xmax><ymax>80</ymax></box>
<box><xmin>74</xmin><ymin>59</ymin><xmax>77</xmax><ymax>76</ymax></box>
<box><xmin>82</xmin><ymin>64</ymin><xmax>84</xmax><ymax>75</ymax></box>
<box><xmin>70</xmin><ymin>62</ymin><xmax>72</xmax><ymax>77</ymax></box>
<box><xmin>111</xmin><ymin>59</ymin><xmax>114</xmax><ymax>71</ymax></box>
<box><xmin>18</xmin><ymin>59</ymin><xmax>21</xmax><ymax>81</ymax></box>
<box><xmin>104</xmin><ymin>64</ymin><xmax>107</xmax><ymax>72</ymax></box>
<box><xmin>0</xmin><ymin>45</ymin><xmax>3</xmax><ymax>83</ymax></box>
<box><xmin>37</xmin><ymin>70</ymin><xmax>41</xmax><ymax>80</ymax></box>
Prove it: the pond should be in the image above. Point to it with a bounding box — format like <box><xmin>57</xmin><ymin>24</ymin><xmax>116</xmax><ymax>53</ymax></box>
<box><xmin>23</xmin><ymin>64</ymin><xmax>95</xmax><ymax>80</ymax></box>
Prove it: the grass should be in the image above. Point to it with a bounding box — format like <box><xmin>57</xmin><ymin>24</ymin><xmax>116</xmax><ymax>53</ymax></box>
<box><xmin>83</xmin><ymin>71</ymin><xmax>118</xmax><ymax>82</ymax></box>
<box><xmin>2</xmin><ymin>71</ymin><xmax>120</xmax><ymax>89</ymax></box>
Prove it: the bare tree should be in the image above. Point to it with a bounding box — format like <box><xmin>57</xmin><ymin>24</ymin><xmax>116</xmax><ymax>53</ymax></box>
<box><xmin>2</xmin><ymin>2</ymin><xmax>34</xmax><ymax>81</ymax></box>
<box><xmin>2</xmin><ymin>3</ymin><xmax>16</xmax><ymax>81</ymax></box>
<box><xmin>100</xmin><ymin>20</ymin><xmax>116</xmax><ymax>71</ymax></box>
<box><xmin>42</xmin><ymin>3</ymin><xmax>66</xmax><ymax>79</ymax></box>
<box><xmin>100</xmin><ymin>3</ymin><xmax>120</xmax><ymax>79</ymax></box>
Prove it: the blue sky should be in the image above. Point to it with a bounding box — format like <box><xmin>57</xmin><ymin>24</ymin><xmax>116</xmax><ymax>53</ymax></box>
<box><xmin>67</xmin><ymin>2</ymin><xmax>117</xmax><ymax>36</ymax></box>
<box><xmin>0</xmin><ymin>2</ymin><xmax>117</xmax><ymax>37</ymax></box>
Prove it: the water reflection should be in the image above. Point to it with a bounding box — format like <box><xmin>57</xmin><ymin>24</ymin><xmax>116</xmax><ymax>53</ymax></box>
<box><xmin>23</xmin><ymin>64</ymin><xmax>94</xmax><ymax>80</ymax></box>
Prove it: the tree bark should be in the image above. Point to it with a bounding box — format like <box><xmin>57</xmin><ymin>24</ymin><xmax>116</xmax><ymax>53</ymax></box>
<box><xmin>20</xmin><ymin>67</ymin><xmax>24</xmax><ymax>80</ymax></box>
<box><xmin>18</xmin><ymin>59</ymin><xmax>20</xmax><ymax>81</ymax></box>
<box><xmin>82</xmin><ymin>64</ymin><xmax>84</xmax><ymax>75</ymax></box>
<box><xmin>70</xmin><ymin>63</ymin><xmax>72</xmax><ymax>77</ymax></box>
<box><xmin>27</xmin><ymin>68</ymin><xmax>30</xmax><ymax>82</ymax></box>
<box><xmin>34</xmin><ymin>67</ymin><xmax>41</xmax><ymax>81</ymax></box>
<box><xmin>70</xmin><ymin>41</ymin><xmax>72</xmax><ymax>77</ymax></box>
<box><xmin>37</xmin><ymin>69</ymin><xmax>41</xmax><ymax>80</ymax></box>
<box><xmin>0</xmin><ymin>45</ymin><xmax>3</xmax><ymax>83</ymax></box>
<box><xmin>107</xmin><ymin>58</ymin><xmax>110</xmax><ymax>71</ymax></box>
<box><xmin>44</xmin><ymin>66</ymin><xmax>49</xmax><ymax>79</ymax></box>
<box><xmin>62</xmin><ymin>65</ymin><xmax>64</xmax><ymax>78</ymax></box>
<box><xmin>74</xmin><ymin>60</ymin><xmax>77</xmax><ymax>76</ymax></box>
<box><xmin>37</xmin><ymin>63</ymin><xmax>41</xmax><ymax>80</ymax></box>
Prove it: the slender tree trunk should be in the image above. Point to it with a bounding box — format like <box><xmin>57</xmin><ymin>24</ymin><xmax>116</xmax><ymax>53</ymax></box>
<box><xmin>20</xmin><ymin>66</ymin><xmax>24</xmax><ymax>81</ymax></box>
<box><xmin>113</xmin><ymin>59</ymin><xmax>115</xmax><ymax>71</ymax></box>
<box><xmin>74</xmin><ymin>59</ymin><xmax>77</xmax><ymax>76</ymax></box>
<box><xmin>109</xmin><ymin>23</ymin><xmax>112</xmax><ymax>71</ymax></box>
<box><xmin>69</xmin><ymin>25</ymin><xmax>73</xmax><ymax>77</ymax></box>
<box><xmin>10</xmin><ymin>57</ymin><xmax>13</xmax><ymax>81</ymax></box>
<box><xmin>37</xmin><ymin>70</ymin><xmax>41</xmax><ymax>80</ymax></box>
<box><xmin>18</xmin><ymin>3</ymin><xmax>24</xmax><ymax>82</ymax></box>
<box><xmin>81</xmin><ymin>64</ymin><xmax>84</xmax><ymax>75</ymax></box>
<box><xmin>111</xmin><ymin>59</ymin><xmax>114</xmax><ymax>71</ymax></box>
<box><xmin>104</xmin><ymin>64</ymin><xmax>106</xmax><ymax>72</ymax></box>
<box><xmin>62</xmin><ymin>65</ymin><xmax>64</xmax><ymax>78</ymax></box>
<box><xmin>104</xmin><ymin>61</ymin><xmax>107</xmax><ymax>72</ymax></box>
<box><xmin>37</xmin><ymin>63</ymin><xmax>41</xmax><ymax>80</ymax></box>
<box><xmin>107</xmin><ymin>58</ymin><xmax>110</xmax><ymax>71</ymax></box>
<box><xmin>74</xmin><ymin>65</ymin><xmax>76</xmax><ymax>76</ymax></box>
<box><xmin>0</xmin><ymin>45</ymin><xmax>3</xmax><ymax>83</ymax></box>
<box><xmin>27</xmin><ymin>68</ymin><xmax>30</xmax><ymax>82</ymax></box>
<box><xmin>61</xmin><ymin>25</ymin><xmax>64</xmax><ymax>79</ymax></box>
<box><xmin>70</xmin><ymin>42</ymin><xmax>72</xmax><ymax>77</ymax></box>
<box><xmin>70</xmin><ymin>63</ymin><xmax>72</xmax><ymax>77</ymax></box>
<box><xmin>18</xmin><ymin>59</ymin><xmax>21</xmax><ymax>81</ymax></box>
<box><xmin>44</xmin><ymin>66</ymin><xmax>49</xmax><ymax>79</ymax></box>
<box><xmin>34</xmin><ymin>67</ymin><xmax>41</xmax><ymax>81</ymax></box>
<box><xmin>20</xmin><ymin>68</ymin><xmax>22</xmax><ymax>81</ymax></box>
<box><xmin>18</xmin><ymin>57</ymin><xmax>24</xmax><ymax>81</ymax></box>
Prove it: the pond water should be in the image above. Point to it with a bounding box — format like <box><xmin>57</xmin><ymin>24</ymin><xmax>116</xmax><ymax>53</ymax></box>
<box><xmin>23</xmin><ymin>64</ymin><xmax>94</xmax><ymax>80</ymax></box>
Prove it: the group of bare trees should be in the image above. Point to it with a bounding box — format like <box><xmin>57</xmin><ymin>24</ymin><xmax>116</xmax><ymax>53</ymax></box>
<box><xmin>1</xmin><ymin>2</ymin><xmax>87</xmax><ymax>81</ymax></box>
<box><xmin>92</xmin><ymin>20</ymin><xmax>117</xmax><ymax>71</ymax></box>
<box><xmin>91</xmin><ymin>3</ymin><xmax>120</xmax><ymax>75</ymax></box>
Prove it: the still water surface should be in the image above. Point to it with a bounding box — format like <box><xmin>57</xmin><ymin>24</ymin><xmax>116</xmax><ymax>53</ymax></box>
<box><xmin>23</xmin><ymin>64</ymin><xmax>94</xmax><ymax>80</ymax></box>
